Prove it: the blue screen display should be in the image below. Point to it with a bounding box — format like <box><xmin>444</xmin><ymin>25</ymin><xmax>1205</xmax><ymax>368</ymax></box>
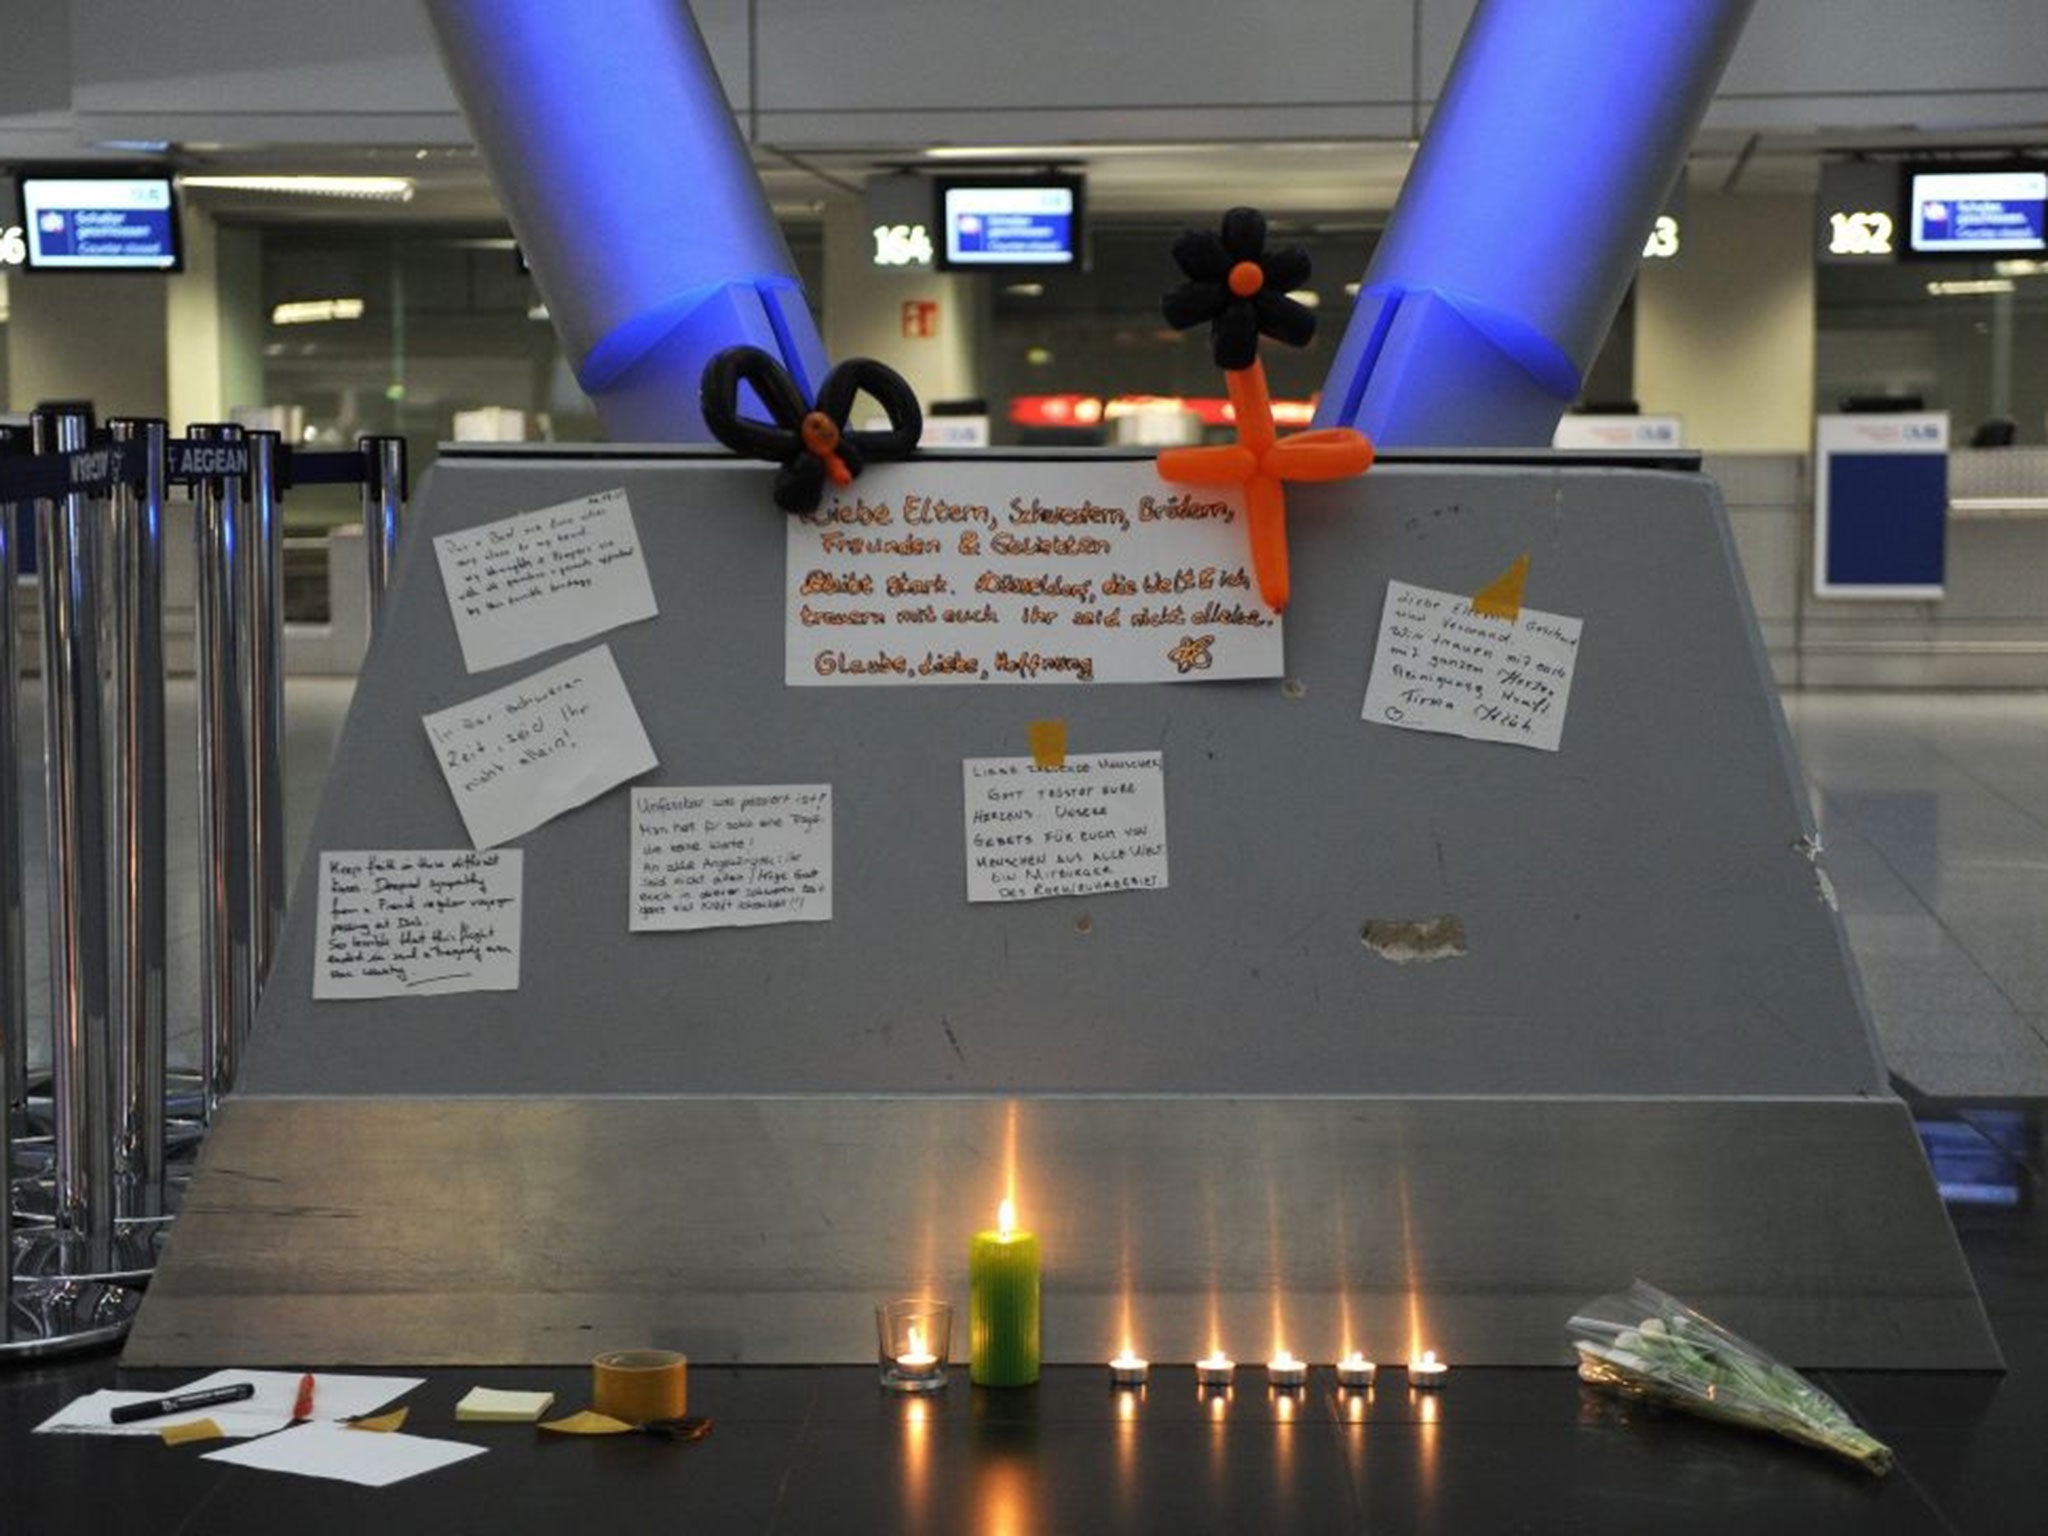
<box><xmin>1910</xmin><ymin>171</ymin><xmax>2047</xmax><ymax>254</ymax></box>
<box><xmin>941</xmin><ymin>184</ymin><xmax>1078</xmax><ymax>267</ymax></box>
<box><xmin>1824</xmin><ymin>451</ymin><xmax>1947</xmax><ymax>589</ymax></box>
<box><xmin>20</xmin><ymin>177</ymin><xmax>180</xmax><ymax>270</ymax></box>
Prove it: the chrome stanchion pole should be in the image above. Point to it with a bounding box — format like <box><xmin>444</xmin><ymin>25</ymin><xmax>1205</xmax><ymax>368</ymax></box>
<box><xmin>33</xmin><ymin>403</ymin><xmax>113</xmax><ymax>1266</ymax></box>
<box><xmin>192</xmin><ymin>425</ymin><xmax>256</xmax><ymax>1120</ymax></box>
<box><xmin>15</xmin><ymin>402</ymin><xmax>160</xmax><ymax>1287</ymax></box>
<box><xmin>106</xmin><ymin>420</ymin><xmax>168</xmax><ymax>1220</ymax></box>
<box><xmin>1</xmin><ymin>441</ymin><xmax>25</xmax><ymax>1144</ymax></box>
<box><xmin>247</xmin><ymin>432</ymin><xmax>286</xmax><ymax>991</ymax></box>
<box><xmin>2</xmin><ymin>411</ymin><xmax>140</xmax><ymax>1357</ymax></box>
<box><xmin>360</xmin><ymin>434</ymin><xmax>406</xmax><ymax>628</ymax></box>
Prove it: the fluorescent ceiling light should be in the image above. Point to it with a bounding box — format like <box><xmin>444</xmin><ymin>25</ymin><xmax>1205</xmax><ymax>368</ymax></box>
<box><xmin>272</xmin><ymin>297</ymin><xmax>366</xmax><ymax>325</ymax></box>
<box><xmin>1993</xmin><ymin>258</ymin><xmax>2048</xmax><ymax>277</ymax></box>
<box><xmin>181</xmin><ymin>175</ymin><xmax>415</xmax><ymax>201</ymax></box>
<box><xmin>1925</xmin><ymin>278</ymin><xmax>2015</xmax><ymax>297</ymax></box>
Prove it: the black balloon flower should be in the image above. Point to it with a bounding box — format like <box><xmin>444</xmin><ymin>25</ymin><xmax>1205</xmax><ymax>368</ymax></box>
<box><xmin>1162</xmin><ymin>206</ymin><xmax>1317</xmax><ymax>371</ymax></box>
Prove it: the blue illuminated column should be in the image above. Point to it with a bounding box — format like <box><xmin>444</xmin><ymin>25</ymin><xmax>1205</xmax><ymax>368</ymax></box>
<box><xmin>423</xmin><ymin>0</ymin><xmax>828</xmax><ymax>442</ymax></box>
<box><xmin>1315</xmin><ymin>0</ymin><xmax>1754</xmax><ymax>447</ymax></box>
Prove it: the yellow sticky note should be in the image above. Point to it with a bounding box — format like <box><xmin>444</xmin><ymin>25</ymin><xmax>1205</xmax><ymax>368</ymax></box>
<box><xmin>456</xmin><ymin>1388</ymin><xmax>555</xmax><ymax>1423</ymax></box>
<box><xmin>160</xmin><ymin>1418</ymin><xmax>224</xmax><ymax>1446</ymax></box>
<box><xmin>1029</xmin><ymin>719</ymin><xmax>1068</xmax><ymax>769</ymax></box>
<box><xmin>348</xmin><ymin>1407</ymin><xmax>410</xmax><ymax>1433</ymax></box>
<box><xmin>538</xmin><ymin>1410</ymin><xmax>637</xmax><ymax>1436</ymax></box>
<box><xmin>1471</xmin><ymin>553</ymin><xmax>1530</xmax><ymax>620</ymax></box>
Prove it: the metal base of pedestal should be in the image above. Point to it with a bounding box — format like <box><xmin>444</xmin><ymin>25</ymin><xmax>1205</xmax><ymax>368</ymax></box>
<box><xmin>127</xmin><ymin>1093</ymin><xmax>2002</xmax><ymax>1370</ymax></box>
<box><xmin>0</xmin><ymin>1281</ymin><xmax>140</xmax><ymax>1362</ymax></box>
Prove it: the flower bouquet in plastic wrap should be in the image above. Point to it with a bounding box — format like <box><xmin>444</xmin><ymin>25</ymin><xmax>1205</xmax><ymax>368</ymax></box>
<box><xmin>1567</xmin><ymin>1281</ymin><xmax>1893</xmax><ymax>1476</ymax></box>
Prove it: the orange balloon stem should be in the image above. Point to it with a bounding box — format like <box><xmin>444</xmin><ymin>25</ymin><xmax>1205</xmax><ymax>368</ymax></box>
<box><xmin>1246</xmin><ymin>474</ymin><xmax>1290</xmax><ymax>612</ymax></box>
<box><xmin>1226</xmin><ymin>361</ymin><xmax>1277</xmax><ymax>457</ymax></box>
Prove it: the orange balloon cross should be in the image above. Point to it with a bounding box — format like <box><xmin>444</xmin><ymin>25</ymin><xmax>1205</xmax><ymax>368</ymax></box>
<box><xmin>1155</xmin><ymin>360</ymin><xmax>1373</xmax><ymax>613</ymax></box>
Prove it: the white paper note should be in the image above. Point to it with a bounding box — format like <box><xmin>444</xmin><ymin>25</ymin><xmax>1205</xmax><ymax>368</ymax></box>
<box><xmin>314</xmin><ymin>850</ymin><xmax>521</xmax><ymax>999</ymax></box>
<box><xmin>204</xmin><ymin>1422</ymin><xmax>486</xmax><ymax>1488</ymax></box>
<box><xmin>36</xmin><ymin>1370</ymin><xmax>422</xmax><ymax>1437</ymax></box>
<box><xmin>173</xmin><ymin>1370</ymin><xmax>426</xmax><ymax>1424</ymax></box>
<box><xmin>423</xmin><ymin>644</ymin><xmax>657</xmax><ymax>848</ymax></box>
<box><xmin>34</xmin><ymin>1390</ymin><xmax>289</xmax><ymax>1439</ymax></box>
<box><xmin>630</xmin><ymin>785</ymin><xmax>832</xmax><ymax>931</ymax></box>
<box><xmin>433</xmin><ymin>488</ymin><xmax>658</xmax><ymax>673</ymax></box>
<box><xmin>1361</xmin><ymin>580</ymin><xmax>1584</xmax><ymax>753</ymax></box>
<box><xmin>963</xmin><ymin>752</ymin><xmax>1169</xmax><ymax>903</ymax></box>
<box><xmin>787</xmin><ymin>461</ymin><xmax>1283</xmax><ymax>686</ymax></box>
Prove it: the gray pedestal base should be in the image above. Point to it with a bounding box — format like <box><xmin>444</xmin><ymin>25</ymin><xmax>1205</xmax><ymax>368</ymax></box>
<box><xmin>126</xmin><ymin>1093</ymin><xmax>1995</xmax><ymax>1369</ymax></box>
<box><xmin>124</xmin><ymin>449</ymin><xmax>1997</xmax><ymax>1370</ymax></box>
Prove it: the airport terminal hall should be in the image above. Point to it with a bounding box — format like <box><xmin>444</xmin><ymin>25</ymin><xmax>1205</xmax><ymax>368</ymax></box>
<box><xmin>9</xmin><ymin>1</ymin><xmax>2048</xmax><ymax>1531</ymax></box>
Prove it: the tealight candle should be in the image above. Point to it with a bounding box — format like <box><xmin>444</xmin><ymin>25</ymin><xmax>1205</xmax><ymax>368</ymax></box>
<box><xmin>1336</xmin><ymin>1351</ymin><xmax>1378</xmax><ymax>1389</ymax></box>
<box><xmin>876</xmin><ymin>1299</ymin><xmax>952</xmax><ymax>1393</ymax></box>
<box><xmin>897</xmin><ymin>1325</ymin><xmax>940</xmax><ymax>1380</ymax></box>
<box><xmin>1195</xmin><ymin>1351</ymin><xmax>1236</xmax><ymax>1388</ymax></box>
<box><xmin>877</xmin><ymin>1299</ymin><xmax>952</xmax><ymax>1393</ymax></box>
<box><xmin>1408</xmin><ymin>1349</ymin><xmax>1449</xmax><ymax>1389</ymax></box>
<box><xmin>1266</xmin><ymin>1350</ymin><xmax>1308</xmax><ymax>1388</ymax></box>
<box><xmin>1109</xmin><ymin>1350</ymin><xmax>1150</xmax><ymax>1387</ymax></box>
<box><xmin>969</xmin><ymin>1198</ymin><xmax>1041</xmax><ymax>1387</ymax></box>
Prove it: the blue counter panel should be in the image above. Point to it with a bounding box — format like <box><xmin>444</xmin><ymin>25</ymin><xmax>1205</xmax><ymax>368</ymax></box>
<box><xmin>1824</xmin><ymin>451</ymin><xmax>1948</xmax><ymax>590</ymax></box>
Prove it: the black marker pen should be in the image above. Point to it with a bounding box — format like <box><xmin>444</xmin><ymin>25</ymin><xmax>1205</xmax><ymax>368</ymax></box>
<box><xmin>109</xmin><ymin>1382</ymin><xmax>258</xmax><ymax>1424</ymax></box>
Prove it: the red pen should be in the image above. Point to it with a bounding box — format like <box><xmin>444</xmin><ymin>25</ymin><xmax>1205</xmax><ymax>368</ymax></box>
<box><xmin>292</xmin><ymin>1373</ymin><xmax>315</xmax><ymax>1423</ymax></box>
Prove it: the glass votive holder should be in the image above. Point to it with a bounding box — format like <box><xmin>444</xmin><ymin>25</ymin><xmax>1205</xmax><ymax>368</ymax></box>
<box><xmin>877</xmin><ymin>1298</ymin><xmax>953</xmax><ymax>1393</ymax></box>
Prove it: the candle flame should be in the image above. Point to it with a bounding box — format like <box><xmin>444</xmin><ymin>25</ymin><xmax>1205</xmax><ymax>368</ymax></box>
<box><xmin>998</xmin><ymin>1197</ymin><xmax>1016</xmax><ymax>1239</ymax></box>
<box><xmin>908</xmin><ymin>1324</ymin><xmax>925</xmax><ymax>1356</ymax></box>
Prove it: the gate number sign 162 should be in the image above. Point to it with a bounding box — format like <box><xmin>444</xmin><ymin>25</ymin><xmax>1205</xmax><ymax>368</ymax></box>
<box><xmin>1829</xmin><ymin>211</ymin><xmax>1894</xmax><ymax>257</ymax></box>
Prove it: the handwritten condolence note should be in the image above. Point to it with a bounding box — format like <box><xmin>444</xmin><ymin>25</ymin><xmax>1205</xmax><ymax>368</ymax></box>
<box><xmin>963</xmin><ymin>752</ymin><xmax>1169</xmax><ymax>904</ymax></box>
<box><xmin>433</xmin><ymin>488</ymin><xmax>658</xmax><ymax>673</ymax></box>
<box><xmin>423</xmin><ymin>644</ymin><xmax>658</xmax><ymax>848</ymax></box>
<box><xmin>314</xmin><ymin>850</ymin><xmax>521</xmax><ymax>999</ymax></box>
<box><xmin>786</xmin><ymin>462</ymin><xmax>1283</xmax><ymax>687</ymax></box>
<box><xmin>1361</xmin><ymin>579</ymin><xmax>1584</xmax><ymax>753</ymax></box>
<box><xmin>630</xmin><ymin>786</ymin><xmax>833</xmax><ymax>931</ymax></box>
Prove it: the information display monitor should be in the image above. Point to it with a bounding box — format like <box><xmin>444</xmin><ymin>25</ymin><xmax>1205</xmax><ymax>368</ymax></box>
<box><xmin>16</xmin><ymin>172</ymin><xmax>182</xmax><ymax>271</ymax></box>
<box><xmin>1906</xmin><ymin>167</ymin><xmax>2047</xmax><ymax>256</ymax></box>
<box><xmin>934</xmin><ymin>175</ymin><xmax>1084</xmax><ymax>271</ymax></box>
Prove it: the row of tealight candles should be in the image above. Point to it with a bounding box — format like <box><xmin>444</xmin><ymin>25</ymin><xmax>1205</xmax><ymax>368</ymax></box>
<box><xmin>1107</xmin><ymin>1347</ymin><xmax>1448</xmax><ymax>1390</ymax></box>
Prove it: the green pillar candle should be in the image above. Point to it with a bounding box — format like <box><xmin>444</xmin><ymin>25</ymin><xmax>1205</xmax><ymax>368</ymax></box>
<box><xmin>969</xmin><ymin>1199</ymin><xmax>1041</xmax><ymax>1386</ymax></box>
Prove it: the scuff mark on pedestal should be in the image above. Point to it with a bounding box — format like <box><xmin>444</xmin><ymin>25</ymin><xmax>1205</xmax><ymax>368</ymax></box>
<box><xmin>1361</xmin><ymin>914</ymin><xmax>1468</xmax><ymax>964</ymax></box>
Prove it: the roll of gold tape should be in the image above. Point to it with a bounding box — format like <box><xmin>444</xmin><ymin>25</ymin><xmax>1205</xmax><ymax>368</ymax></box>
<box><xmin>591</xmin><ymin>1349</ymin><xmax>688</xmax><ymax>1424</ymax></box>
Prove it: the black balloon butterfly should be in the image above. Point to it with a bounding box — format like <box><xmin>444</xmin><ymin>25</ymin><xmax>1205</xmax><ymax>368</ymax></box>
<box><xmin>1161</xmin><ymin>206</ymin><xmax>1317</xmax><ymax>372</ymax></box>
<box><xmin>700</xmin><ymin>346</ymin><xmax>924</xmax><ymax>514</ymax></box>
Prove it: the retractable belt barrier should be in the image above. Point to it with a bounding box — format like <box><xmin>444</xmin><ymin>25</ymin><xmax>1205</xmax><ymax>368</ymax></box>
<box><xmin>2</xmin><ymin>412</ymin><xmax>406</xmax><ymax>1362</ymax></box>
<box><xmin>0</xmin><ymin>436</ymin><xmax>407</xmax><ymax>502</ymax></box>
